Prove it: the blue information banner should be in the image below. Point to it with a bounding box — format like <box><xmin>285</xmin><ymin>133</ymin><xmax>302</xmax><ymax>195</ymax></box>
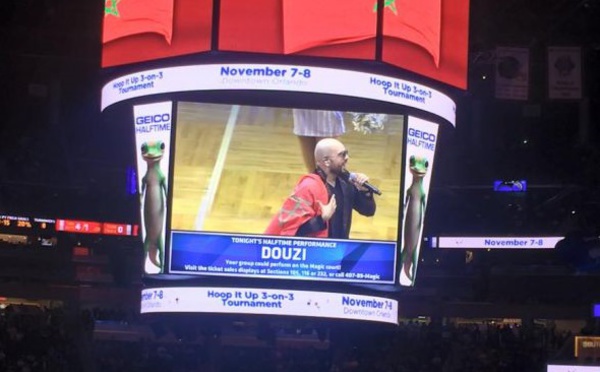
<box><xmin>169</xmin><ymin>231</ymin><xmax>397</xmax><ymax>284</ymax></box>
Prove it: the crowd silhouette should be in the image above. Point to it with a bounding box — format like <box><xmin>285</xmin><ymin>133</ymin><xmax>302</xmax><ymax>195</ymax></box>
<box><xmin>2</xmin><ymin>304</ymin><xmax>597</xmax><ymax>371</ymax></box>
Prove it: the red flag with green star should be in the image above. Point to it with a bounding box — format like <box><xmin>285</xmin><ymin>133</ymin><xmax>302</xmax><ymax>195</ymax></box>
<box><xmin>103</xmin><ymin>0</ymin><xmax>175</xmax><ymax>44</ymax></box>
<box><xmin>282</xmin><ymin>0</ymin><xmax>441</xmax><ymax>66</ymax></box>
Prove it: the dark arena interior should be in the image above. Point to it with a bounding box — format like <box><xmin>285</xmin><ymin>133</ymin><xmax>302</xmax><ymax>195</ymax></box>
<box><xmin>1</xmin><ymin>0</ymin><xmax>600</xmax><ymax>371</ymax></box>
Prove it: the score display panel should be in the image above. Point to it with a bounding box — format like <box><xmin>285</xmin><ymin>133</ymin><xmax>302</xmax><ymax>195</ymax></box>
<box><xmin>0</xmin><ymin>215</ymin><xmax>138</xmax><ymax>236</ymax></box>
<box><xmin>102</xmin><ymin>61</ymin><xmax>453</xmax><ymax>292</ymax></box>
<box><xmin>0</xmin><ymin>215</ymin><xmax>55</xmax><ymax>231</ymax></box>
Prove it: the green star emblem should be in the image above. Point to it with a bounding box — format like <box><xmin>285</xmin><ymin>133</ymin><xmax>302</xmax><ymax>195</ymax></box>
<box><xmin>105</xmin><ymin>0</ymin><xmax>121</xmax><ymax>17</ymax></box>
<box><xmin>373</xmin><ymin>0</ymin><xmax>398</xmax><ymax>15</ymax></box>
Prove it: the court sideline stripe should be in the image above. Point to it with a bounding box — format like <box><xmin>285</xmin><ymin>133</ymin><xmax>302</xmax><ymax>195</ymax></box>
<box><xmin>194</xmin><ymin>105</ymin><xmax>240</xmax><ymax>229</ymax></box>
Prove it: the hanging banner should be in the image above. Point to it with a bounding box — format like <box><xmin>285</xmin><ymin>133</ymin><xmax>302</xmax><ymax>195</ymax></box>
<box><xmin>548</xmin><ymin>46</ymin><xmax>582</xmax><ymax>100</ymax></box>
<box><xmin>495</xmin><ymin>47</ymin><xmax>529</xmax><ymax>100</ymax></box>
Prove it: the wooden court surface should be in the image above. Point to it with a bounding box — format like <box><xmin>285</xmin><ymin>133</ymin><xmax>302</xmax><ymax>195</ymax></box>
<box><xmin>171</xmin><ymin>102</ymin><xmax>404</xmax><ymax>241</ymax></box>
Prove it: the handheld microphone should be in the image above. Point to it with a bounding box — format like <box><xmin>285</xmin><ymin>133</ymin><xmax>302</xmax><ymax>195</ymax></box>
<box><xmin>343</xmin><ymin>170</ymin><xmax>382</xmax><ymax>196</ymax></box>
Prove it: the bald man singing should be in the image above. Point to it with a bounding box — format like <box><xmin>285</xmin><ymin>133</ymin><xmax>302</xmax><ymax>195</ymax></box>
<box><xmin>265</xmin><ymin>138</ymin><xmax>376</xmax><ymax>239</ymax></box>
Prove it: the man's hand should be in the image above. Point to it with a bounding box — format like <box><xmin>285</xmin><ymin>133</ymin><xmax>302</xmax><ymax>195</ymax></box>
<box><xmin>350</xmin><ymin>173</ymin><xmax>370</xmax><ymax>192</ymax></box>
<box><xmin>318</xmin><ymin>195</ymin><xmax>337</xmax><ymax>221</ymax></box>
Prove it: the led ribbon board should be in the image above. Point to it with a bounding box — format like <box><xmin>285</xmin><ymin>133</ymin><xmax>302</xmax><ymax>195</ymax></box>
<box><xmin>101</xmin><ymin>64</ymin><xmax>456</xmax><ymax>126</ymax></box>
<box><xmin>141</xmin><ymin>287</ymin><xmax>398</xmax><ymax>324</ymax></box>
<box><xmin>434</xmin><ymin>236</ymin><xmax>563</xmax><ymax>249</ymax></box>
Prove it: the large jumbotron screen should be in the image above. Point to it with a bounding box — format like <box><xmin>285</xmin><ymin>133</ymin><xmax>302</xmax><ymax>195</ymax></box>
<box><xmin>102</xmin><ymin>0</ymin><xmax>469</xmax><ymax>89</ymax></box>
<box><xmin>101</xmin><ymin>62</ymin><xmax>453</xmax><ymax>323</ymax></box>
<box><xmin>168</xmin><ymin>103</ymin><xmax>403</xmax><ymax>283</ymax></box>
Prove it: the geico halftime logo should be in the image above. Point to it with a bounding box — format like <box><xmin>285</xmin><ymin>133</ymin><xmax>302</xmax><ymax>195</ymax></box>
<box><xmin>134</xmin><ymin>113</ymin><xmax>172</xmax><ymax>133</ymax></box>
<box><xmin>407</xmin><ymin>128</ymin><xmax>436</xmax><ymax>142</ymax></box>
<box><xmin>136</xmin><ymin>113</ymin><xmax>171</xmax><ymax>125</ymax></box>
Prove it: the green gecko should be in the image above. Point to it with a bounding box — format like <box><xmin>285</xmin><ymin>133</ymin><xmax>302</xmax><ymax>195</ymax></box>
<box><xmin>141</xmin><ymin>140</ymin><xmax>167</xmax><ymax>273</ymax></box>
<box><xmin>373</xmin><ymin>0</ymin><xmax>398</xmax><ymax>15</ymax></box>
<box><xmin>400</xmin><ymin>155</ymin><xmax>428</xmax><ymax>286</ymax></box>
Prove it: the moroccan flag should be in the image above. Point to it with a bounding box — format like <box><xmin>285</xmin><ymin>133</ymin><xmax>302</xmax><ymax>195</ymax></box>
<box><xmin>103</xmin><ymin>0</ymin><xmax>175</xmax><ymax>44</ymax></box>
<box><xmin>282</xmin><ymin>0</ymin><xmax>441</xmax><ymax>66</ymax></box>
<box><xmin>383</xmin><ymin>0</ymin><xmax>441</xmax><ymax>67</ymax></box>
<box><xmin>283</xmin><ymin>0</ymin><xmax>375</xmax><ymax>53</ymax></box>
<box><xmin>264</xmin><ymin>174</ymin><xmax>329</xmax><ymax>238</ymax></box>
